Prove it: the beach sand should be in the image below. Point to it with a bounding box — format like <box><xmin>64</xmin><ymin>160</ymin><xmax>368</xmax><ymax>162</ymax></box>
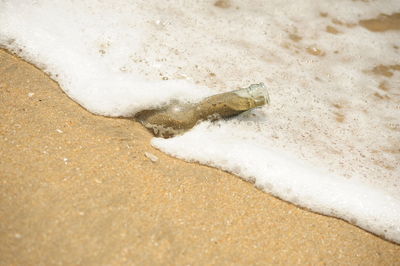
<box><xmin>1</xmin><ymin>49</ymin><xmax>399</xmax><ymax>265</ymax></box>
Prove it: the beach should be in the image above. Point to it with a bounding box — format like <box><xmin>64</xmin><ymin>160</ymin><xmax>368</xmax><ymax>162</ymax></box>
<box><xmin>1</xmin><ymin>49</ymin><xmax>400</xmax><ymax>264</ymax></box>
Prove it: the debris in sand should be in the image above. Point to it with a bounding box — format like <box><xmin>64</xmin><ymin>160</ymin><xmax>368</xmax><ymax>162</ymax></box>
<box><xmin>144</xmin><ymin>152</ymin><xmax>159</xmax><ymax>163</ymax></box>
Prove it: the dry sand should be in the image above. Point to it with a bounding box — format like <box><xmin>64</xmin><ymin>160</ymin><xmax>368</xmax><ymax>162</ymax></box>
<box><xmin>1</xmin><ymin>49</ymin><xmax>399</xmax><ymax>265</ymax></box>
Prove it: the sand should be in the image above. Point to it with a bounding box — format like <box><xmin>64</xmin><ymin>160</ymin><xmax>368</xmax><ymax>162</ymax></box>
<box><xmin>0</xmin><ymin>49</ymin><xmax>399</xmax><ymax>265</ymax></box>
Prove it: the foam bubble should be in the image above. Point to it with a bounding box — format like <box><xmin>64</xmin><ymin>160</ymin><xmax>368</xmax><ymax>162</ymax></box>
<box><xmin>1</xmin><ymin>0</ymin><xmax>399</xmax><ymax>242</ymax></box>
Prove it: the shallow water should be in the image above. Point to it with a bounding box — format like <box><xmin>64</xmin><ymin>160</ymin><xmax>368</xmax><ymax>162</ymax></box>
<box><xmin>1</xmin><ymin>0</ymin><xmax>399</xmax><ymax>242</ymax></box>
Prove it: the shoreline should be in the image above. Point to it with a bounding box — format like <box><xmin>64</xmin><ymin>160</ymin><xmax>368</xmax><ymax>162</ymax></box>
<box><xmin>1</xmin><ymin>49</ymin><xmax>399</xmax><ymax>264</ymax></box>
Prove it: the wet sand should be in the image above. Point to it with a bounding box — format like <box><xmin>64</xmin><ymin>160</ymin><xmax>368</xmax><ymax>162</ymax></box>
<box><xmin>1</xmin><ymin>49</ymin><xmax>399</xmax><ymax>265</ymax></box>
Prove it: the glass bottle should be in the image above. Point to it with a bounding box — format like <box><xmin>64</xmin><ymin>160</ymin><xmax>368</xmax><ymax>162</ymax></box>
<box><xmin>135</xmin><ymin>83</ymin><xmax>270</xmax><ymax>138</ymax></box>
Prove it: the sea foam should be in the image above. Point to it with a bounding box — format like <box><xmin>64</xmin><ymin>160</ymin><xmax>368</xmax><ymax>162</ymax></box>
<box><xmin>1</xmin><ymin>0</ymin><xmax>399</xmax><ymax>242</ymax></box>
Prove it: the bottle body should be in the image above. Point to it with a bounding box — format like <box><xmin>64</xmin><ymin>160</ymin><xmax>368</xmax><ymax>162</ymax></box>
<box><xmin>135</xmin><ymin>83</ymin><xmax>269</xmax><ymax>138</ymax></box>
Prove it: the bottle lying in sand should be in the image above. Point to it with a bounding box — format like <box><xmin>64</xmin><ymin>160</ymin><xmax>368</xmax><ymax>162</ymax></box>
<box><xmin>135</xmin><ymin>83</ymin><xmax>270</xmax><ymax>138</ymax></box>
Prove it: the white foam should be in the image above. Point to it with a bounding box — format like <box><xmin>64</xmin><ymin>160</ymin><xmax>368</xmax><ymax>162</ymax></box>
<box><xmin>1</xmin><ymin>0</ymin><xmax>399</xmax><ymax>242</ymax></box>
<box><xmin>0</xmin><ymin>1</ymin><xmax>213</xmax><ymax>116</ymax></box>
<box><xmin>153</xmin><ymin>121</ymin><xmax>400</xmax><ymax>242</ymax></box>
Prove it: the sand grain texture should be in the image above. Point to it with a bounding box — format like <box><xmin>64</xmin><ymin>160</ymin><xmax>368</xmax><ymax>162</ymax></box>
<box><xmin>1</xmin><ymin>50</ymin><xmax>400</xmax><ymax>265</ymax></box>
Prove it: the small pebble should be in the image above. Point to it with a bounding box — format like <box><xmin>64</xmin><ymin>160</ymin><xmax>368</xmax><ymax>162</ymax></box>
<box><xmin>144</xmin><ymin>152</ymin><xmax>159</xmax><ymax>163</ymax></box>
